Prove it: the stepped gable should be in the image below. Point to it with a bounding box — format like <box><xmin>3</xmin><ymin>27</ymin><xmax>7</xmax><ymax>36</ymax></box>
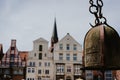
<box><xmin>1</xmin><ymin>39</ymin><xmax>25</xmax><ymax>67</ymax></box>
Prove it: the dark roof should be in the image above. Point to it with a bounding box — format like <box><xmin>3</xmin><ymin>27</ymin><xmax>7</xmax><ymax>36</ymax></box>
<box><xmin>51</xmin><ymin>18</ymin><xmax>58</xmax><ymax>44</ymax></box>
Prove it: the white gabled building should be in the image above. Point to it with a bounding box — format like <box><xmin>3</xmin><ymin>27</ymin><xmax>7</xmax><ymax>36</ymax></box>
<box><xmin>26</xmin><ymin>19</ymin><xmax>83</xmax><ymax>80</ymax></box>
<box><xmin>53</xmin><ymin>33</ymin><xmax>83</xmax><ymax>80</ymax></box>
<box><xmin>26</xmin><ymin>38</ymin><xmax>54</xmax><ymax>80</ymax></box>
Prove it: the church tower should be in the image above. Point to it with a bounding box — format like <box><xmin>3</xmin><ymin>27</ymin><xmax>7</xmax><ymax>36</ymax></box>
<box><xmin>50</xmin><ymin>18</ymin><xmax>59</xmax><ymax>52</ymax></box>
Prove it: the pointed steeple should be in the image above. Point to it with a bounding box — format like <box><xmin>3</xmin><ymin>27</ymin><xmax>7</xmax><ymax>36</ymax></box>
<box><xmin>50</xmin><ymin>18</ymin><xmax>59</xmax><ymax>52</ymax></box>
<box><xmin>0</xmin><ymin>44</ymin><xmax>3</xmax><ymax>60</ymax></box>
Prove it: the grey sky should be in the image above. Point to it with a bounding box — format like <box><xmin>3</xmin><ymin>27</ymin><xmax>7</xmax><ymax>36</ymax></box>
<box><xmin>0</xmin><ymin>0</ymin><xmax>120</xmax><ymax>52</ymax></box>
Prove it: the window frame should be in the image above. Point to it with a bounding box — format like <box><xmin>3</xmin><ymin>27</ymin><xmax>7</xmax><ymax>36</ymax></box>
<box><xmin>66</xmin><ymin>44</ymin><xmax>70</xmax><ymax>50</ymax></box>
<box><xmin>39</xmin><ymin>53</ymin><xmax>42</xmax><ymax>60</ymax></box>
<box><xmin>59</xmin><ymin>44</ymin><xmax>63</xmax><ymax>50</ymax></box>
<box><xmin>66</xmin><ymin>54</ymin><xmax>70</xmax><ymax>61</ymax></box>
<box><xmin>73</xmin><ymin>54</ymin><xmax>77</xmax><ymax>61</ymax></box>
<box><xmin>59</xmin><ymin>53</ymin><xmax>63</xmax><ymax>60</ymax></box>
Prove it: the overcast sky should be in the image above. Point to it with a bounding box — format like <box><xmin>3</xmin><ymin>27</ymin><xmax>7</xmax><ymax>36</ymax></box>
<box><xmin>0</xmin><ymin>0</ymin><xmax>120</xmax><ymax>52</ymax></box>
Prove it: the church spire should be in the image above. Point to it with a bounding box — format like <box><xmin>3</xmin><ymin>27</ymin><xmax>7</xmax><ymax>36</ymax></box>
<box><xmin>0</xmin><ymin>44</ymin><xmax>4</xmax><ymax>60</ymax></box>
<box><xmin>50</xmin><ymin>18</ymin><xmax>58</xmax><ymax>52</ymax></box>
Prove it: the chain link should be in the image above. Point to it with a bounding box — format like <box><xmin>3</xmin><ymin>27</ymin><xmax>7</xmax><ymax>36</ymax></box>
<box><xmin>89</xmin><ymin>0</ymin><xmax>107</xmax><ymax>27</ymax></box>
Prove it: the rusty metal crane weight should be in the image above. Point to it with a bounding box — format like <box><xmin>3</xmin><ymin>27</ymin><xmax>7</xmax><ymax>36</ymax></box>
<box><xmin>83</xmin><ymin>0</ymin><xmax>120</xmax><ymax>70</ymax></box>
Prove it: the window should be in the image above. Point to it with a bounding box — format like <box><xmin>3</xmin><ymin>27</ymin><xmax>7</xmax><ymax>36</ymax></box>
<box><xmin>45</xmin><ymin>70</ymin><xmax>49</xmax><ymax>74</ymax></box>
<box><xmin>39</xmin><ymin>62</ymin><xmax>41</xmax><ymax>66</ymax></box>
<box><xmin>29</xmin><ymin>62</ymin><xmax>32</xmax><ymax>66</ymax></box>
<box><xmin>14</xmin><ymin>62</ymin><xmax>17</xmax><ymax>66</ymax></box>
<box><xmin>19</xmin><ymin>69</ymin><xmax>23</xmax><ymax>74</ymax></box>
<box><xmin>11</xmin><ymin>50</ymin><xmax>14</xmax><ymax>54</ymax></box>
<box><xmin>28</xmin><ymin>78</ymin><xmax>34</xmax><ymax>80</ymax></box>
<box><xmin>73</xmin><ymin>44</ymin><xmax>77</xmax><ymax>50</ymax></box>
<box><xmin>73</xmin><ymin>54</ymin><xmax>77</xmax><ymax>61</ymax></box>
<box><xmin>10</xmin><ymin>62</ymin><xmax>14</xmax><ymax>67</ymax></box>
<box><xmin>18</xmin><ymin>62</ymin><xmax>22</xmax><ymax>66</ymax></box>
<box><xmin>39</xmin><ymin>45</ymin><xmax>42</xmax><ymax>51</ymax></box>
<box><xmin>29</xmin><ymin>62</ymin><xmax>35</xmax><ymax>67</ymax></box>
<box><xmin>4</xmin><ymin>69</ymin><xmax>10</xmax><ymax>74</ymax></box>
<box><xmin>45</xmin><ymin>62</ymin><xmax>50</xmax><ymax>67</ymax></box>
<box><xmin>11</xmin><ymin>47</ymin><xmax>15</xmax><ymax>50</ymax></box>
<box><xmin>45</xmin><ymin>62</ymin><xmax>47</xmax><ymax>67</ymax></box>
<box><xmin>33</xmin><ymin>62</ymin><xmax>35</xmax><ymax>66</ymax></box>
<box><xmin>28</xmin><ymin>68</ymin><xmax>31</xmax><ymax>73</ymax></box>
<box><xmin>38</xmin><ymin>77</ymin><xmax>41</xmax><ymax>80</ymax></box>
<box><xmin>38</xmin><ymin>70</ymin><xmax>41</xmax><ymax>74</ymax></box>
<box><xmin>59</xmin><ymin>53</ymin><xmax>63</xmax><ymax>60</ymax></box>
<box><xmin>74</xmin><ymin>65</ymin><xmax>81</xmax><ymax>75</ymax></box>
<box><xmin>44</xmin><ymin>53</ymin><xmax>47</xmax><ymax>57</ymax></box>
<box><xmin>59</xmin><ymin>44</ymin><xmax>63</xmax><ymax>50</ymax></box>
<box><xmin>39</xmin><ymin>53</ymin><xmax>42</xmax><ymax>59</ymax></box>
<box><xmin>56</xmin><ymin>64</ymin><xmax>64</xmax><ymax>73</ymax></box>
<box><xmin>32</xmin><ymin>68</ymin><xmax>35</xmax><ymax>73</ymax></box>
<box><xmin>66</xmin><ymin>54</ymin><xmax>70</xmax><ymax>61</ymax></box>
<box><xmin>48</xmin><ymin>62</ymin><xmax>50</xmax><ymax>66</ymax></box>
<box><xmin>105</xmin><ymin>70</ymin><xmax>113</xmax><ymax>80</ymax></box>
<box><xmin>6</xmin><ymin>62</ymin><xmax>9</xmax><ymax>66</ymax></box>
<box><xmin>66</xmin><ymin>44</ymin><xmax>70</xmax><ymax>50</ymax></box>
<box><xmin>10</xmin><ymin>54</ymin><xmax>15</xmax><ymax>60</ymax></box>
<box><xmin>86</xmin><ymin>70</ymin><xmax>93</xmax><ymax>80</ymax></box>
<box><xmin>67</xmin><ymin>66</ymin><xmax>71</xmax><ymax>72</ymax></box>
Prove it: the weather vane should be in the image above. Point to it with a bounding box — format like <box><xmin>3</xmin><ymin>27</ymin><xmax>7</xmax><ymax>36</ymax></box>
<box><xmin>89</xmin><ymin>0</ymin><xmax>107</xmax><ymax>27</ymax></box>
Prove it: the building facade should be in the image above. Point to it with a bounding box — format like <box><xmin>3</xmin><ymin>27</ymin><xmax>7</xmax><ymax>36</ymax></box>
<box><xmin>0</xmin><ymin>40</ymin><xmax>27</xmax><ymax>80</ymax></box>
<box><xmin>53</xmin><ymin>33</ymin><xmax>83</xmax><ymax>80</ymax></box>
<box><xmin>26</xmin><ymin>38</ymin><xmax>54</xmax><ymax>80</ymax></box>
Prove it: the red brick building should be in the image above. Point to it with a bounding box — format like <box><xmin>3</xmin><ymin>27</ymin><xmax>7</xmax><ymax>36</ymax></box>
<box><xmin>0</xmin><ymin>40</ymin><xmax>28</xmax><ymax>80</ymax></box>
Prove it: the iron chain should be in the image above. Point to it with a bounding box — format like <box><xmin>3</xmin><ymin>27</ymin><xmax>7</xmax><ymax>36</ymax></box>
<box><xmin>89</xmin><ymin>0</ymin><xmax>107</xmax><ymax>27</ymax></box>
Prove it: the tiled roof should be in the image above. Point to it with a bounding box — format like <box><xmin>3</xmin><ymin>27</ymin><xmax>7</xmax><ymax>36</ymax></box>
<box><xmin>19</xmin><ymin>51</ymin><xmax>28</xmax><ymax>61</ymax></box>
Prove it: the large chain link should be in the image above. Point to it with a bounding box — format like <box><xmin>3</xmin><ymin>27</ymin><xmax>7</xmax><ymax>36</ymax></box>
<box><xmin>89</xmin><ymin>0</ymin><xmax>107</xmax><ymax>27</ymax></box>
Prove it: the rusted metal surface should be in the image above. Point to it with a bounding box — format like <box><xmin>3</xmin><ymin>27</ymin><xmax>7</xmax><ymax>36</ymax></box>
<box><xmin>84</xmin><ymin>24</ymin><xmax>120</xmax><ymax>69</ymax></box>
